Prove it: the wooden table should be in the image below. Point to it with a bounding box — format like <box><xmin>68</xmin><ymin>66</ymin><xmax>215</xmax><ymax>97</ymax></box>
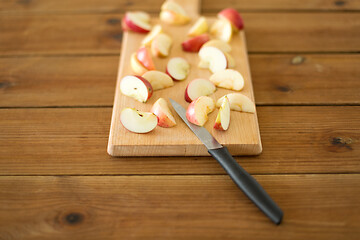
<box><xmin>0</xmin><ymin>0</ymin><xmax>359</xmax><ymax>239</ymax></box>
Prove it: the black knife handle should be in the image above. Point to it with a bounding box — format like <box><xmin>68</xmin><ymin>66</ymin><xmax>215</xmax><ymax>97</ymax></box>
<box><xmin>208</xmin><ymin>147</ymin><xmax>283</xmax><ymax>225</ymax></box>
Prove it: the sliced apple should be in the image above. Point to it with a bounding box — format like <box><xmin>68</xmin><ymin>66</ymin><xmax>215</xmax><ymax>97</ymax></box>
<box><xmin>186</xmin><ymin>96</ymin><xmax>215</xmax><ymax>126</ymax></box>
<box><xmin>210</xmin><ymin>19</ymin><xmax>232</xmax><ymax>42</ymax></box>
<box><xmin>166</xmin><ymin>57</ymin><xmax>190</xmax><ymax>81</ymax></box>
<box><xmin>209</xmin><ymin>69</ymin><xmax>244</xmax><ymax>91</ymax></box>
<box><xmin>160</xmin><ymin>1</ymin><xmax>190</xmax><ymax>25</ymax></box>
<box><xmin>151</xmin><ymin>33</ymin><xmax>173</xmax><ymax>57</ymax></box>
<box><xmin>216</xmin><ymin>93</ymin><xmax>255</xmax><ymax>113</ymax></box>
<box><xmin>188</xmin><ymin>17</ymin><xmax>208</xmax><ymax>36</ymax></box>
<box><xmin>185</xmin><ymin>78</ymin><xmax>216</xmax><ymax>103</ymax></box>
<box><xmin>141</xmin><ymin>24</ymin><xmax>163</xmax><ymax>46</ymax></box>
<box><xmin>120</xmin><ymin>108</ymin><xmax>158</xmax><ymax>133</ymax></box>
<box><xmin>224</xmin><ymin>52</ymin><xmax>236</xmax><ymax>68</ymax></box>
<box><xmin>218</xmin><ymin>8</ymin><xmax>244</xmax><ymax>32</ymax></box>
<box><xmin>130</xmin><ymin>53</ymin><xmax>148</xmax><ymax>75</ymax></box>
<box><xmin>198</xmin><ymin>59</ymin><xmax>209</xmax><ymax>69</ymax></box>
<box><xmin>123</xmin><ymin>11</ymin><xmax>151</xmax><ymax>33</ymax></box>
<box><xmin>136</xmin><ymin>47</ymin><xmax>155</xmax><ymax>70</ymax></box>
<box><xmin>198</xmin><ymin>46</ymin><xmax>227</xmax><ymax>73</ymax></box>
<box><xmin>120</xmin><ymin>75</ymin><xmax>153</xmax><ymax>103</ymax></box>
<box><xmin>214</xmin><ymin>96</ymin><xmax>230</xmax><ymax>131</ymax></box>
<box><xmin>203</xmin><ymin>39</ymin><xmax>232</xmax><ymax>53</ymax></box>
<box><xmin>182</xmin><ymin>34</ymin><xmax>210</xmax><ymax>52</ymax></box>
<box><xmin>142</xmin><ymin>70</ymin><xmax>174</xmax><ymax>91</ymax></box>
<box><xmin>151</xmin><ymin>98</ymin><xmax>176</xmax><ymax>128</ymax></box>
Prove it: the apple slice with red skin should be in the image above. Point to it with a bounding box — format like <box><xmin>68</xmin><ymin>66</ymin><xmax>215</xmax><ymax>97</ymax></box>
<box><xmin>142</xmin><ymin>70</ymin><xmax>174</xmax><ymax>91</ymax></box>
<box><xmin>210</xmin><ymin>69</ymin><xmax>244</xmax><ymax>91</ymax></box>
<box><xmin>198</xmin><ymin>46</ymin><xmax>227</xmax><ymax>73</ymax></box>
<box><xmin>216</xmin><ymin>93</ymin><xmax>255</xmax><ymax>113</ymax></box>
<box><xmin>137</xmin><ymin>47</ymin><xmax>155</xmax><ymax>70</ymax></box>
<box><xmin>123</xmin><ymin>11</ymin><xmax>151</xmax><ymax>33</ymax></box>
<box><xmin>151</xmin><ymin>98</ymin><xmax>177</xmax><ymax>128</ymax></box>
<box><xmin>218</xmin><ymin>8</ymin><xmax>244</xmax><ymax>31</ymax></box>
<box><xmin>120</xmin><ymin>75</ymin><xmax>153</xmax><ymax>103</ymax></box>
<box><xmin>214</xmin><ymin>96</ymin><xmax>230</xmax><ymax>131</ymax></box>
<box><xmin>160</xmin><ymin>1</ymin><xmax>191</xmax><ymax>25</ymax></box>
<box><xmin>130</xmin><ymin>53</ymin><xmax>148</xmax><ymax>75</ymax></box>
<box><xmin>182</xmin><ymin>34</ymin><xmax>210</xmax><ymax>52</ymax></box>
<box><xmin>185</xmin><ymin>78</ymin><xmax>216</xmax><ymax>103</ymax></box>
<box><xmin>120</xmin><ymin>108</ymin><xmax>158</xmax><ymax>133</ymax></box>
<box><xmin>166</xmin><ymin>57</ymin><xmax>190</xmax><ymax>81</ymax></box>
<box><xmin>186</xmin><ymin>96</ymin><xmax>215</xmax><ymax>126</ymax></box>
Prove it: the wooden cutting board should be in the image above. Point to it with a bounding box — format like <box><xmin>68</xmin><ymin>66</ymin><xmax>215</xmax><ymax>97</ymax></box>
<box><xmin>107</xmin><ymin>0</ymin><xmax>262</xmax><ymax>156</ymax></box>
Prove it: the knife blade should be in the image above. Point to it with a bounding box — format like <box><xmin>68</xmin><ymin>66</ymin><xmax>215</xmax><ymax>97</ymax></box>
<box><xmin>170</xmin><ymin>98</ymin><xmax>283</xmax><ymax>225</ymax></box>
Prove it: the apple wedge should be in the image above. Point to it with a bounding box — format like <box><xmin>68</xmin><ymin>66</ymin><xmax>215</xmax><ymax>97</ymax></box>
<box><xmin>142</xmin><ymin>70</ymin><xmax>174</xmax><ymax>91</ymax></box>
<box><xmin>186</xmin><ymin>96</ymin><xmax>215</xmax><ymax>126</ymax></box>
<box><xmin>123</xmin><ymin>11</ymin><xmax>151</xmax><ymax>33</ymax></box>
<box><xmin>198</xmin><ymin>46</ymin><xmax>227</xmax><ymax>73</ymax></box>
<box><xmin>182</xmin><ymin>34</ymin><xmax>210</xmax><ymax>52</ymax></box>
<box><xmin>151</xmin><ymin>98</ymin><xmax>176</xmax><ymax>128</ymax></box>
<box><xmin>136</xmin><ymin>47</ymin><xmax>155</xmax><ymax>70</ymax></box>
<box><xmin>141</xmin><ymin>24</ymin><xmax>163</xmax><ymax>46</ymax></box>
<box><xmin>151</xmin><ymin>33</ymin><xmax>173</xmax><ymax>57</ymax></box>
<box><xmin>120</xmin><ymin>75</ymin><xmax>153</xmax><ymax>103</ymax></box>
<box><xmin>218</xmin><ymin>8</ymin><xmax>244</xmax><ymax>32</ymax></box>
<box><xmin>166</xmin><ymin>57</ymin><xmax>190</xmax><ymax>81</ymax></box>
<box><xmin>185</xmin><ymin>78</ymin><xmax>216</xmax><ymax>103</ymax></box>
<box><xmin>210</xmin><ymin>69</ymin><xmax>244</xmax><ymax>91</ymax></box>
<box><xmin>203</xmin><ymin>39</ymin><xmax>232</xmax><ymax>53</ymax></box>
<box><xmin>216</xmin><ymin>93</ymin><xmax>255</xmax><ymax>113</ymax></box>
<box><xmin>210</xmin><ymin>19</ymin><xmax>232</xmax><ymax>42</ymax></box>
<box><xmin>120</xmin><ymin>108</ymin><xmax>158</xmax><ymax>133</ymax></box>
<box><xmin>224</xmin><ymin>52</ymin><xmax>236</xmax><ymax>68</ymax></box>
<box><xmin>198</xmin><ymin>60</ymin><xmax>209</xmax><ymax>69</ymax></box>
<box><xmin>160</xmin><ymin>1</ymin><xmax>190</xmax><ymax>25</ymax></box>
<box><xmin>188</xmin><ymin>17</ymin><xmax>208</xmax><ymax>36</ymax></box>
<box><xmin>130</xmin><ymin>53</ymin><xmax>148</xmax><ymax>75</ymax></box>
<box><xmin>214</xmin><ymin>96</ymin><xmax>230</xmax><ymax>131</ymax></box>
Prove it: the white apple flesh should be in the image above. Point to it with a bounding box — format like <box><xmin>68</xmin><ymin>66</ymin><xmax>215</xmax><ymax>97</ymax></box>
<box><xmin>210</xmin><ymin>19</ymin><xmax>232</xmax><ymax>42</ymax></box>
<box><xmin>186</xmin><ymin>96</ymin><xmax>215</xmax><ymax>126</ymax></box>
<box><xmin>214</xmin><ymin>96</ymin><xmax>230</xmax><ymax>131</ymax></box>
<box><xmin>198</xmin><ymin>46</ymin><xmax>227</xmax><ymax>73</ymax></box>
<box><xmin>166</xmin><ymin>57</ymin><xmax>190</xmax><ymax>81</ymax></box>
<box><xmin>120</xmin><ymin>108</ymin><xmax>158</xmax><ymax>133</ymax></box>
<box><xmin>203</xmin><ymin>39</ymin><xmax>232</xmax><ymax>53</ymax></box>
<box><xmin>123</xmin><ymin>12</ymin><xmax>151</xmax><ymax>33</ymax></box>
<box><xmin>216</xmin><ymin>93</ymin><xmax>255</xmax><ymax>113</ymax></box>
<box><xmin>120</xmin><ymin>75</ymin><xmax>153</xmax><ymax>103</ymax></box>
<box><xmin>151</xmin><ymin>33</ymin><xmax>173</xmax><ymax>57</ymax></box>
<box><xmin>160</xmin><ymin>1</ymin><xmax>190</xmax><ymax>25</ymax></box>
<box><xmin>130</xmin><ymin>53</ymin><xmax>148</xmax><ymax>75</ymax></box>
<box><xmin>209</xmin><ymin>69</ymin><xmax>244</xmax><ymax>91</ymax></box>
<box><xmin>142</xmin><ymin>70</ymin><xmax>174</xmax><ymax>91</ymax></box>
<box><xmin>185</xmin><ymin>78</ymin><xmax>216</xmax><ymax>103</ymax></box>
<box><xmin>141</xmin><ymin>24</ymin><xmax>163</xmax><ymax>46</ymax></box>
<box><xmin>151</xmin><ymin>98</ymin><xmax>176</xmax><ymax>128</ymax></box>
<box><xmin>188</xmin><ymin>16</ymin><xmax>208</xmax><ymax>36</ymax></box>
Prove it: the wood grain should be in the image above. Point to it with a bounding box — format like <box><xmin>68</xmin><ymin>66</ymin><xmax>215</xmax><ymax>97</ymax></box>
<box><xmin>0</xmin><ymin>107</ymin><xmax>358</xmax><ymax>175</ymax></box>
<box><xmin>0</xmin><ymin>175</ymin><xmax>359</xmax><ymax>239</ymax></box>
<box><xmin>1</xmin><ymin>0</ymin><xmax>359</xmax><ymax>14</ymax></box>
<box><xmin>1</xmin><ymin>54</ymin><xmax>359</xmax><ymax>107</ymax></box>
<box><xmin>109</xmin><ymin>15</ymin><xmax>261</xmax><ymax>156</ymax></box>
<box><xmin>1</xmin><ymin>13</ymin><xmax>360</xmax><ymax>56</ymax></box>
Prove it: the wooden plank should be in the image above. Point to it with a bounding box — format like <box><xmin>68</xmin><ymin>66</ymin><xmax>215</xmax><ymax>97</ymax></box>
<box><xmin>0</xmin><ymin>175</ymin><xmax>359</xmax><ymax>239</ymax></box>
<box><xmin>1</xmin><ymin>54</ymin><xmax>359</xmax><ymax>107</ymax></box>
<box><xmin>108</xmin><ymin>16</ymin><xmax>261</xmax><ymax>156</ymax></box>
<box><xmin>0</xmin><ymin>107</ymin><xmax>358</xmax><ymax>175</ymax></box>
<box><xmin>1</xmin><ymin>0</ymin><xmax>359</xmax><ymax>14</ymax></box>
<box><xmin>1</xmin><ymin>13</ymin><xmax>359</xmax><ymax>56</ymax></box>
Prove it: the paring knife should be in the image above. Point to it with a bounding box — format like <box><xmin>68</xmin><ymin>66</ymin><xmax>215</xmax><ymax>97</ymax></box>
<box><xmin>169</xmin><ymin>99</ymin><xmax>283</xmax><ymax>225</ymax></box>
